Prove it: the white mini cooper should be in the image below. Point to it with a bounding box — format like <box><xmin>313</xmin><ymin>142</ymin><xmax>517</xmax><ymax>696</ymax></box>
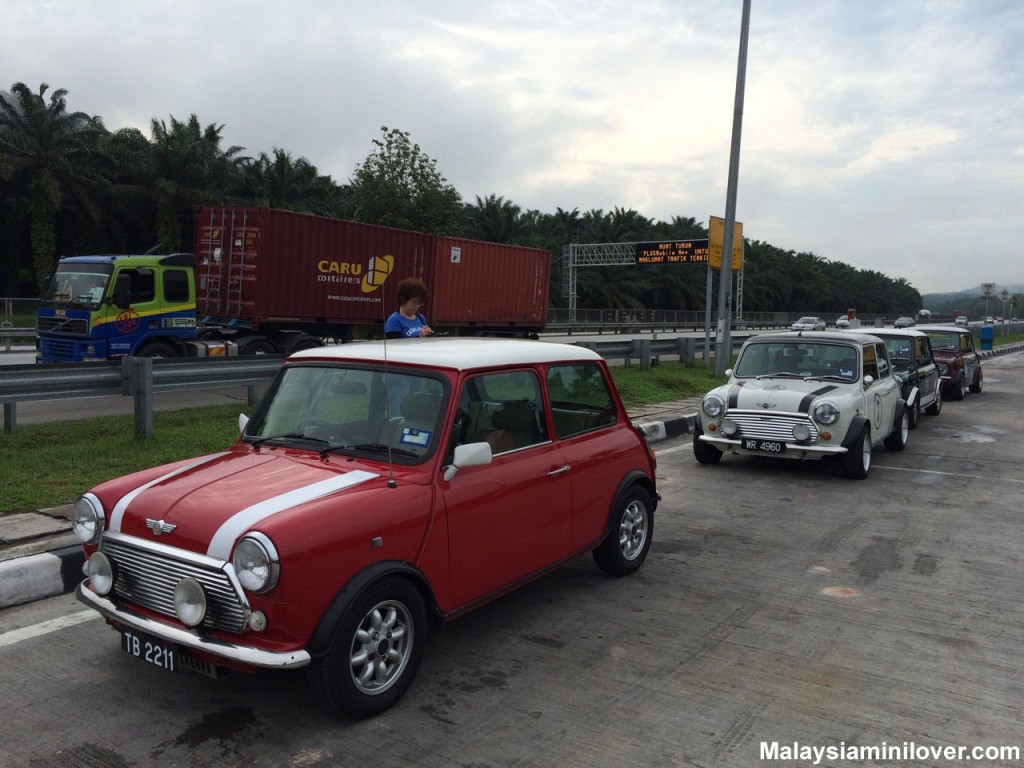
<box><xmin>694</xmin><ymin>331</ymin><xmax>909</xmax><ymax>479</ymax></box>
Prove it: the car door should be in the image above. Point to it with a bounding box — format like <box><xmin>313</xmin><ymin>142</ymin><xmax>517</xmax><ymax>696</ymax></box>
<box><xmin>916</xmin><ymin>336</ymin><xmax>940</xmax><ymax>405</ymax></box>
<box><xmin>442</xmin><ymin>369</ymin><xmax>572</xmax><ymax>608</ymax></box>
<box><xmin>862</xmin><ymin>342</ymin><xmax>900</xmax><ymax>444</ymax></box>
<box><xmin>959</xmin><ymin>333</ymin><xmax>980</xmax><ymax>385</ymax></box>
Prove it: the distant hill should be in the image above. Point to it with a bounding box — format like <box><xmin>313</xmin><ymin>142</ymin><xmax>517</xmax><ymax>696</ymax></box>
<box><xmin>922</xmin><ymin>284</ymin><xmax>1023</xmax><ymax>317</ymax></box>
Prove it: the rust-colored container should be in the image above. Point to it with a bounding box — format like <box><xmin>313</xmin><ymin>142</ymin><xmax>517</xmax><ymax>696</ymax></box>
<box><xmin>194</xmin><ymin>206</ymin><xmax>550</xmax><ymax>333</ymax></box>
<box><xmin>431</xmin><ymin>237</ymin><xmax>550</xmax><ymax>327</ymax></box>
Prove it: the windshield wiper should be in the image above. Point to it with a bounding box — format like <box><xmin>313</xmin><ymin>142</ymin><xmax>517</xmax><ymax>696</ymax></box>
<box><xmin>319</xmin><ymin>442</ymin><xmax>418</xmax><ymax>459</ymax></box>
<box><xmin>250</xmin><ymin>432</ymin><xmax>329</xmax><ymax>449</ymax></box>
<box><xmin>756</xmin><ymin>371</ymin><xmax>805</xmax><ymax>379</ymax></box>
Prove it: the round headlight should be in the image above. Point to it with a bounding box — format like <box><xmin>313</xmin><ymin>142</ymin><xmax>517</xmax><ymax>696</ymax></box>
<box><xmin>702</xmin><ymin>394</ymin><xmax>725</xmax><ymax>418</ymax></box>
<box><xmin>814</xmin><ymin>400</ymin><xmax>840</xmax><ymax>425</ymax></box>
<box><xmin>232</xmin><ymin>534</ymin><xmax>280</xmax><ymax>594</ymax></box>
<box><xmin>174</xmin><ymin>577</ymin><xmax>207</xmax><ymax>627</ymax></box>
<box><xmin>87</xmin><ymin>551</ymin><xmax>115</xmax><ymax>595</ymax></box>
<box><xmin>720</xmin><ymin>418</ymin><xmax>739</xmax><ymax>437</ymax></box>
<box><xmin>71</xmin><ymin>494</ymin><xmax>105</xmax><ymax>545</ymax></box>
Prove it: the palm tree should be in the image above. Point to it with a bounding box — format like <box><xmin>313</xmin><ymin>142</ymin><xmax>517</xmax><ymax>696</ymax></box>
<box><xmin>0</xmin><ymin>82</ymin><xmax>111</xmax><ymax>288</ymax></box>
<box><xmin>238</xmin><ymin>148</ymin><xmax>327</xmax><ymax>212</ymax></box>
<box><xmin>148</xmin><ymin>114</ymin><xmax>245</xmax><ymax>251</ymax></box>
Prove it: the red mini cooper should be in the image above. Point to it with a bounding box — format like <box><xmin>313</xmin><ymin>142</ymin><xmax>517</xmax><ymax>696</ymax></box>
<box><xmin>73</xmin><ymin>338</ymin><xmax>658</xmax><ymax>718</ymax></box>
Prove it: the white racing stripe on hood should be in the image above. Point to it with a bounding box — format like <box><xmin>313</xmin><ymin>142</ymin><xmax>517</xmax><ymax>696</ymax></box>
<box><xmin>109</xmin><ymin>453</ymin><xmax>231</xmax><ymax>532</ymax></box>
<box><xmin>206</xmin><ymin>470</ymin><xmax>378</xmax><ymax>560</ymax></box>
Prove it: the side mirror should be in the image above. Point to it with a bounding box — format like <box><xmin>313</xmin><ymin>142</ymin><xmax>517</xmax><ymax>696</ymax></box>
<box><xmin>863</xmin><ymin>375</ymin><xmax>875</xmax><ymax>387</ymax></box>
<box><xmin>443</xmin><ymin>441</ymin><xmax>492</xmax><ymax>481</ymax></box>
<box><xmin>113</xmin><ymin>273</ymin><xmax>131</xmax><ymax>309</ymax></box>
<box><xmin>238</xmin><ymin>413</ymin><xmax>249</xmax><ymax>433</ymax></box>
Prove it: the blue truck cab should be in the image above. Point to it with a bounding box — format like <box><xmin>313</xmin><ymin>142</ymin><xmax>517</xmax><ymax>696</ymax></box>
<box><xmin>36</xmin><ymin>253</ymin><xmax>198</xmax><ymax>362</ymax></box>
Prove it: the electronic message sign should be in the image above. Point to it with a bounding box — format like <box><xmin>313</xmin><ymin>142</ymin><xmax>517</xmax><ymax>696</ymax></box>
<box><xmin>634</xmin><ymin>239</ymin><xmax>709</xmax><ymax>264</ymax></box>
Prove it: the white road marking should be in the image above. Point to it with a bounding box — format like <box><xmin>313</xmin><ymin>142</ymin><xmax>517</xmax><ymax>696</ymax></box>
<box><xmin>0</xmin><ymin>609</ymin><xmax>100</xmax><ymax>648</ymax></box>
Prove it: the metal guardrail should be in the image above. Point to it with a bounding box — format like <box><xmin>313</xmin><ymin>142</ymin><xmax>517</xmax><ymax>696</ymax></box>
<box><xmin>1</xmin><ymin>328</ymin><xmax>34</xmax><ymax>352</ymax></box>
<box><xmin>2</xmin><ymin>355</ymin><xmax>284</xmax><ymax>438</ymax></box>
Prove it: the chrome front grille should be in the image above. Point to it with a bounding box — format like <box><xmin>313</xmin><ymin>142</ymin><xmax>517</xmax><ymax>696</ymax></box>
<box><xmin>101</xmin><ymin>537</ymin><xmax>248</xmax><ymax>633</ymax></box>
<box><xmin>726</xmin><ymin>410</ymin><xmax>821</xmax><ymax>442</ymax></box>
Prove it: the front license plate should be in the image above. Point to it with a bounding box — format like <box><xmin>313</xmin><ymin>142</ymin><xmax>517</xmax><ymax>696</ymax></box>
<box><xmin>121</xmin><ymin>629</ymin><xmax>178</xmax><ymax>672</ymax></box>
<box><xmin>743</xmin><ymin>438</ymin><xmax>786</xmax><ymax>454</ymax></box>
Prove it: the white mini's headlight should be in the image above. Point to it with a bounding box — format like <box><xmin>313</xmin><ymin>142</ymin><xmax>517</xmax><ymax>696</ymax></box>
<box><xmin>71</xmin><ymin>494</ymin><xmax>104</xmax><ymax>545</ymax></box>
<box><xmin>174</xmin><ymin>577</ymin><xmax>207</xmax><ymax>627</ymax></box>
<box><xmin>814</xmin><ymin>401</ymin><xmax>840</xmax><ymax>425</ymax></box>
<box><xmin>87</xmin><ymin>551</ymin><xmax>115</xmax><ymax>595</ymax></box>
<box><xmin>702</xmin><ymin>394</ymin><xmax>725</xmax><ymax>418</ymax></box>
<box><xmin>720</xmin><ymin>418</ymin><xmax>739</xmax><ymax>436</ymax></box>
<box><xmin>232</xmin><ymin>534</ymin><xmax>280</xmax><ymax>594</ymax></box>
<box><xmin>792</xmin><ymin>423</ymin><xmax>811</xmax><ymax>442</ymax></box>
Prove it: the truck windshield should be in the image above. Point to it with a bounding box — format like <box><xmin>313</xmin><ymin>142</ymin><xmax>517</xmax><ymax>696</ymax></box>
<box><xmin>243</xmin><ymin>364</ymin><xmax>447</xmax><ymax>461</ymax></box>
<box><xmin>42</xmin><ymin>265</ymin><xmax>113</xmax><ymax>309</ymax></box>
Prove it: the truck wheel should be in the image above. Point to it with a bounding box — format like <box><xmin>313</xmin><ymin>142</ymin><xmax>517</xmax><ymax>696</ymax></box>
<box><xmin>969</xmin><ymin>368</ymin><xmax>983</xmax><ymax>393</ymax></box>
<box><xmin>884</xmin><ymin>409</ymin><xmax>909</xmax><ymax>452</ymax></box>
<box><xmin>136</xmin><ymin>342</ymin><xmax>177</xmax><ymax>358</ymax></box>
<box><xmin>692</xmin><ymin>425</ymin><xmax>723</xmax><ymax>465</ymax></box>
<box><xmin>237</xmin><ymin>336</ymin><xmax>276</xmax><ymax>355</ymax></box>
<box><xmin>309</xmin><ymin>577</ymin><xmax>427</xmax><ymax>719</ymax></box>
<box><xmin>841</xmin><ymin>426</ymin><xmax>871</xmax><ymax>479</ymax></box>
<box><xmin>593</xmin><ymin>485</ymin><xmax>653</xmax><ymax>576</ymax></box>
<box><xmin>289</xmin><ymin>334</ymin><xmax>323</xmax><ymax>353</ymax></box>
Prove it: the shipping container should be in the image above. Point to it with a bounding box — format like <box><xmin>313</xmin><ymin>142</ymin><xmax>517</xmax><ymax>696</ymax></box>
<box><xmin>194</xmin><ymin>207</ymin><xmax>550</xmax><ymax>336</ymax></box>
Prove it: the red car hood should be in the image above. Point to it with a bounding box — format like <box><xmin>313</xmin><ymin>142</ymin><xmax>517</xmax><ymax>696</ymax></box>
<box><xmin>105</xmin><ymin>450</ymin><xmax>381</xmax><ymax>559</ymax></box>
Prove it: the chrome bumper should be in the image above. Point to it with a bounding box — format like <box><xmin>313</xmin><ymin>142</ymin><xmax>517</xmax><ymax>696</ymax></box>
<box><xmin>75</xmin><ymin>580</ymin><xmax>311</xmax><ymax>670</ymax></box>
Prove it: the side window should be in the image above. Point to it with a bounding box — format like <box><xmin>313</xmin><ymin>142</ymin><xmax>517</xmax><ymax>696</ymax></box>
<box><xmin>451</xmin><ymin>370</ymin><xmax>547</xmax><ymax>455</ymax></box>
<box><xmin>547</xmin><ymin>363</ymin><xmax>617</xmax><ymax>439</ymax></box>
<box><xmin>862</xmin><ymin>344</ymin><xmax>879</xmax><ymax>380</ymax></box>
<box><xmin>874</xmin><ymin>343</ymin><xmax>890</xmax><ymax>379</ymax></box>
<box><xmin>960</xmin><ymin>334</ymin><xmax>971</xmax><ymax>352</ymax></box>
<box><xmin>164</xmin><ymin>269</ymin><xmax>191</xmax><ymax>304</ymax></box>
<box><xmin>118</xmin><ymin>268</ymin><xmax>156</xmax><ymax>304</ymax></box>
<box><xmin>916</xmin><ymin>339</ymin><xmax>930</xmax><ymax>366</ymax></box>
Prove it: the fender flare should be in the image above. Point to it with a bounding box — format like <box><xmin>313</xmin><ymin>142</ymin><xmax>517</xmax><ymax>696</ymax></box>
<box><xmin>306</xmin><ymin>560</ymin><xmax>437</xmax><ymax>659</ymax></box>
<box><xmin>841</xmin><ymin>414</ymin><xmax>869</xmax><ymax>449</ymax></box>
<box><xmin>905</xmin><ymin>386</ymin><xmax>919</xmax><ymax>409</ymax></box>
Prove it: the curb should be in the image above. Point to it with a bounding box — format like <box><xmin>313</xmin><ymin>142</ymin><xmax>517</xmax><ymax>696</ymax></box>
<box><xmin>0</xmin><ymin>410</ymin><xmax>697</xmax><ymax>611</ymax></box>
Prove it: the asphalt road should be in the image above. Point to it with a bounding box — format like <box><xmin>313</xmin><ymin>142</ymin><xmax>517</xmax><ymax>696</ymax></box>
<box><xmin>1</xmin><ymin>351</ymin><xmax>1022</xmax><ymax>767</ymax></box>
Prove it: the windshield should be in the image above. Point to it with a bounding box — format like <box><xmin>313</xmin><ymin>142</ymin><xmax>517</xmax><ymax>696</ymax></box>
<box><xmin>883</xmin><ymin>338</ymin><xmax>913</xmax><ymax>369</ymax></box>
<box><xmin>42</xmin><ymin>264</ymin><xmax>112</xmax><ymax>309</ymax></box>
<box><xmin>925</xmin><ymin>332</ymin><xmax>958</xmax><ymax>352</ymax></box>
<box><xmin>734</xmin><ymin>341</ymin><xmax>859</xmax><ymax>382</ymax></box>
<box><xmin>243</xmin><ymin>364</ymin><xmax>447</xmax><ymax>461</ymax></box>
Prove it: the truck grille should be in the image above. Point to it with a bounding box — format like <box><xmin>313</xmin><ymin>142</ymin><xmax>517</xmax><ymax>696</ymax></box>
<box><xmin>38</xmin><ymin>336</ymin><xmax>78</xmax><ymax>361</ymax></box>
<box><xmin>726</xmin><ymin>410</ymin><xmax>821</xmax><ymax>442</ymax></box>
<box><xmin>38</xmin><ymin>316</ymin><xmax>88</xmax><ymax>335</ymax></box>
<box><xmin>102</xmin><ymin>538</ymin><xmax>249</xmax><ymax>633</ymax></box>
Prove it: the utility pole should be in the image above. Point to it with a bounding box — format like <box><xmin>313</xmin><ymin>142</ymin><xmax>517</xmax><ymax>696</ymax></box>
<box><xmin>715</xmin><ymin>0</ymin><xmax>751</xmax><ymax>377</ymax></box>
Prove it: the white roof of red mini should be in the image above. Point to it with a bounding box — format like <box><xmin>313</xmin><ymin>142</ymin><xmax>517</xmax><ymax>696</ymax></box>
<box><xmin>288</xmin><ymin>337</ymin><xmax>603</xmax><ymax>371</ymax></box>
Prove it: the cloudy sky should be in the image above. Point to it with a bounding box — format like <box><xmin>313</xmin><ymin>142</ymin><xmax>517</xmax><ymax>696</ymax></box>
<box><xmin>3</xmin><ymin>0</ymin><xmax>1022</xmax><ymax>295</ymax></box>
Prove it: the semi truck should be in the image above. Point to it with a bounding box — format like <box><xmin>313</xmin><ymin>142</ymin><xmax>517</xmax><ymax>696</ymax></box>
<box><xmin>36</xmin><ymin>206</ymin><xmax>551</xmax><ymax>362</ymax></box>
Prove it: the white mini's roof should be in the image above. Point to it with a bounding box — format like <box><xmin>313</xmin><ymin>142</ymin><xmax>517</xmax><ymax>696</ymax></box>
<box><xmin>288</xmin><ymin>337</ymin><xmax>602</xmax><ymax>371</ymax></box>
<box><xmin>750</xmin><ymin>330</ymin><xmax>881</xmax><ymax>344</ymax></box>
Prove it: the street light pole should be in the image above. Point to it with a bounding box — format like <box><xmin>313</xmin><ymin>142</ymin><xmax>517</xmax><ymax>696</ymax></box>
<box><xmin>715</xmin><ymin>0</ymin><xmax>752</xmax><ymax>377</ymax></box>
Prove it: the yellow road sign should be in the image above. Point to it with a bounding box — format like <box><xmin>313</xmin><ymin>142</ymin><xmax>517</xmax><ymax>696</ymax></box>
<box><xmin>709</xmin><ymin>216</ymin><xmax>743</xmax><ymax>271</ymax></box>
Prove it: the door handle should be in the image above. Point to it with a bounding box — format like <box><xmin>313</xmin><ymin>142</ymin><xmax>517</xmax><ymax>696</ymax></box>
<box><xmin>547</xmin><ymin>465</ymin><xmax>571</xmax><ymax>477</ymax></box>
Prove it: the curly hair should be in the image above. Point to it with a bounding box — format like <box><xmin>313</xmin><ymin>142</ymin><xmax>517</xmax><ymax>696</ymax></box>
<box><xmin>396</xmin><ymin>277</ymin><xmax>428</xmax><ymax>306</ymax></box>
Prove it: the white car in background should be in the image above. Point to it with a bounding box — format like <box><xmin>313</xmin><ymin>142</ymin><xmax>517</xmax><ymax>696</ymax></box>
<box><xmin>791</xmin><ymin>316</ymin><xmax>826</xmax><ymax>331</ymax></box>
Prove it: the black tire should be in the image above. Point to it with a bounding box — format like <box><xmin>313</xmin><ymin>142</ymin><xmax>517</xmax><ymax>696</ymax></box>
<box><xmin>969</xmin><ymin>367</ymin><xmax>983</xmax><ymax>394</ymax></box>
<box><xmin>593</xmin><ymin>485</ymin><xmax>654</xmax><ymax>576</ymax></box>
<box><xmin>693</xmin><ymin>425</ymin><xmax>723</xmax><ymax>465</ymax></box>
<box><xmin>884</xmin><ymin>408</ymin><xmax>909</xmax><ymax>452</ymax></box>
<box><xmin>907</xmin><ymin>398</ymin><xmax>920</xmax><ymax>429</ymax></box>
<box><xmin>237</xmin><ymin>336</ymin><xmax>277</xmax><ymax>355</ymax></box>
<box><xmin>926</xmin><ymin>387</ymin><xmax>942</xmax><ymax>416</ymax></box>
<box><xmin>289</xmin><ymin>334</ymin><xmax>324</xmax><ymax>353</ymax></box>
<box><xmin>950</xmin><ymin>374</ymin><xmax>967</xmax><ymax>401</ymax></box>
<box><xmin>308</xmin><ymin>577</ymin><xmax>427</xmax><ymax>719</ymax></box>
<box><xmin>136</xmin><ymin>341</ymin><xmax>178</xmax><ymax>358</ymax></box>
<box><xmin>841</xmin><ymin>426</ymin><xmax>871</xmax><ymax>479</ymax></box>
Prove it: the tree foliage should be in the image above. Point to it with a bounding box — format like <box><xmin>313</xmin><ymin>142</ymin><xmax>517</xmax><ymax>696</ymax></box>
<box><xmin>1</xmin><ymin>81</ymin><xmax>924</xmax><ymax>315</ymax></box>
